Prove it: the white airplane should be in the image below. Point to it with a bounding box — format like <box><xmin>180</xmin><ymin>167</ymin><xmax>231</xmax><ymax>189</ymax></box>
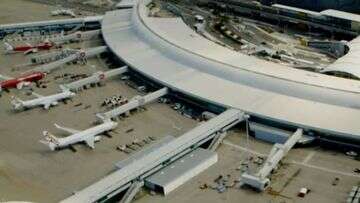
<box><xmin>11</xmin><ymin>85</ymin><xmax>75</xmax><ymax>110</ymax></box>
<box><xmin>40</xmin><ymin>120</ymin><xmax>118</xmax><ymax>151</ymax></box>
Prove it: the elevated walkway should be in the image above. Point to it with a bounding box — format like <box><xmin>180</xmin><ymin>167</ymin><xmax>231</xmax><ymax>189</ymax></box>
<box><xmin>65</xmin><ymin>66</ymin><xmax>128</xmax><ymax>91</ymax></box>
<box><xmin>241</xmin><ymin>128</ymin><xmax>303</xmax><ymax>191</ymax></box>
<box><xmin>96</xmin><ymin>87</ymin><xmax>168</xmax><ymax>121</ymax></box>
<box><xmin>119</xmin><ymin>180</ymin><xmax>144</xmax><ymax>203</ymax></box>
<box><xmin>61</xmin><ymin>109</ymin><xmax>244</xmax><ymax>203</ymax></box>
<box><xmin>32</xmin><ymin>46</ymin><xmax>107</xmax><ymax>73</ymax></box>
<box><xmin>0</xmin><ymin>16</ymin><xmax>102</xmax><ymax>38</ymax></box>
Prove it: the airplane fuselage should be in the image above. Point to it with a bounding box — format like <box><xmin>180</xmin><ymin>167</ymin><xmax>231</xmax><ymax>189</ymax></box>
<box><xmin>0</xmin><ymin>72</ymin><xmax>45</xmax><ymax>90</ymax></box>
<box><xmin>56</xmin><ymin>121</ymin><xmax>118</xmax><ymax>149</ymax></box>
<box><xmin>21</xmin><ymin>91</ymin><xmax>75</xmax><ymax>109</ymax></box>
<box><xmin>13</xmin><ymin>42</ymin><xmax>53</xmax><ymax>52</ymax></box>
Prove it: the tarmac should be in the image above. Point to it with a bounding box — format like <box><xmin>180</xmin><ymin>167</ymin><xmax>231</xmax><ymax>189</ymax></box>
<box><xmin>136</xmin><ymin>130</ymin><xmax>360</xmax><ymax>203</ymax></box>
<box><xmin>0</xmin><ymin>1</ymin><xmax>196</xmax><ymax>202</ymax></box>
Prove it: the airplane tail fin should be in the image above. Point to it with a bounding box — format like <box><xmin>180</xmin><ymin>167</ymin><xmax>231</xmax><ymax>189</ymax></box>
<box><xmin>10</xmin><ymin>96</ymin><xmax>24</xmax><ymax>110</ymax></box>
<box><xmin>4</xmin><ymin>42</ymin><xmax>13</xmax><ymax>53</ymax></box>
<box><xmin>40</xmin><ymin>131</ymin><xmax>60</xmax><ymax>151</ymax></box>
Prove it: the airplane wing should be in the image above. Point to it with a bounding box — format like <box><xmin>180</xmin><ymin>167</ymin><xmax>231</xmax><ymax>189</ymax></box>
<box><xmin>84</xmin><ymin>137</ymin><xmax>95</xmax><ymax>149</ymax></box>
<box><xmin>16</xmin><ymin>81</ymin><xmax>31</xmax><ymax>90</ymax></box>
<box><xmin>24</xmin><ymin>48</ymin><xmax>37</xmax><ymax>55</ymax></box>
<box><xmin>54</xmin><ymin>123</ymin><xmax>80</xmax><ymax>134</ymax></box>
<box><xmin>43</xmin><ymin>102</ymin><xmax>51</xmax><ymax>110</ymax></box>
<box><xmin>59</xmin><ymin>84</ymin><xmax>70</xmax><ymax>92</ymax></box>
<box><xmin>0</xmin><ymin>74</ymin><xmax>13</xmax><ymax>81</ymax></box>
<box><xmin>32</xmin><ymin>91</ymin><xmax>44</xmax><ymax>98</ymax></box>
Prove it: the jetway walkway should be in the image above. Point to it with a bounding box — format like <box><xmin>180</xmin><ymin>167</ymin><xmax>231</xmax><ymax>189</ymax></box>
<box><xmin>208</xmin><ymin>131</ymin><xmax>228</xmax><ymax>151</ymax></box>
<box><xmin>119</xmin><ymin>180</ymin><xmax>144</xmax><ymax>203</ymax></box>
<box><xmin>29</xmin><ymin>49</ymin><xmax>79</xmax><ymax>65</ymax></box>
<box><xmin>240</xmin><ymin>128</ymin><xmax>303</xmax><ymax>191</ymax></box>
<box><xmin>0</xmin><ymin>16</ymin><xmax>102</xmax><ymax>39</ymax></box>
<box><xmin>96</xmin><ymin>87</ymin><xmax>168</xmax><ymax>121</ymax></box>
<box><xmin>54</xmin><ymin>30</ymin><xmax>101</xmax><ymax>45</ymax></box>
<box><xmin>61</xmin><ymin>108</ymin><xmax>244</xmax><ymax>203</ymax></box>
<box><xmin>64</xmin><ymin>66</ymin><xmax>128</xmax><ymax>91</ymax></box>
<box><xmin>32</xmin><ymin>46</ymin><xmax>107</xmax><ymax>73</ymax></box>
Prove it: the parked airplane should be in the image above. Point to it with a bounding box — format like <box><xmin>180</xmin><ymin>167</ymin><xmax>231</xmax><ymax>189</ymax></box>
<box><xmin>4</xmin><ymin>39</ymin><xmax>54</xmax><ymax>55</ymax></box>
<box><xmin>40</xmin><ymin>120</ymin><xmax>118</xmax><ymax>151</ymax></box>
<box><xmin>0</xmin><ymin>72</ymin><xmax>46</xmax><ymax>92</ymax></box>
<box><xmin>11</xmin><ymin>85</ymin><xmax>75</xmax><ymax>110</ymax></box>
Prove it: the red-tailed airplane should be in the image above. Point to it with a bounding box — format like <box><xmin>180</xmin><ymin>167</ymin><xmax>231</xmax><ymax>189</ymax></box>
<box><xmin>4</xmin><ymin>39</ymin><xmax>54</xmax><ymax>55</ymax></box>
<box><xmin>0</xmin><ymin>72</ymin><xmax>46</xmax><ymax>92</ymax></box>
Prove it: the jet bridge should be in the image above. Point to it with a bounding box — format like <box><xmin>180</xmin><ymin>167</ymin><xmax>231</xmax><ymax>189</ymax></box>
<box><xmin>96</xmin><ymin>87</ymin><xmax>168</xmax><ymax>122</ymax></box>
<box><xmin>119</xmin><ymin>180</ymin><xmax>144</xmax><ymax>203</ymax></box>
<box><xmin>64</xmin><ymin>66</ymin><xmax>128</xmax><ymax>91</ymax></box>
<box><xmin>32</xmin><ymin>46</ymin><xmax>107</xmax><ymax>73</ymax></box>
<box><xmin>29</xmin><ymin>49</ymin><xmax>79</xmax><ymax>65</ymax></box>
<box><xmin>53</xmin><ymin>30</ymin><xmax>101</xmax><ymax>45</ymax></box>
<box><xmin>0</xmin><ymin>16</ymin><xmax>102</xmax><ymax>39</ymax></box>
<box><xmin>208</xmin><ymin>131</ymin><xmax>228</xmax><ymax>151</ymax></box>
<box><xmin>61</xmin><ymin>108</ymin><xmax>244</xmax><ymax>203</ymax></box>
<box><xmin>240</xmin><ymin>128</ymin><xmax>303</xmax><ymax>191</ymax></box>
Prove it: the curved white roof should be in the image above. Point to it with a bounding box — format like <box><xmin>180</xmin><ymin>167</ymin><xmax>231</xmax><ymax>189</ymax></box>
<box><xmin>322</xmin><ymin>36</ymin><xmax>360</xmax><ymax>78</ymax></box>
<box><xmin>101</xmin><ymin>0</ymin><xmax>360</xmax><ymax>141</ymax></box>
<box><xmin>272</xmin><ymin>4</ymin><xmax>322</xmax><ymax>16</ymax></box>
<box><xmin>321</xmin><ymin>9</ymin><xmax>360</xmax><ymax>23</ymax></box>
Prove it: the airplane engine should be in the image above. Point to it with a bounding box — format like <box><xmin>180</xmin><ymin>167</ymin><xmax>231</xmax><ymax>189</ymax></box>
<box><xmin>51</xmin><ymin>101</ymin><xmax>59</xmax><ymax>106</ymax></box>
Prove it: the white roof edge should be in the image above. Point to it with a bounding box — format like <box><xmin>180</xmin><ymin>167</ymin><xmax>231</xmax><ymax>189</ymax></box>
<box><xmin>321</xmin><ymin>9</ymin><xmax>360</xmax><ymax>23</ymax></box>
<box><xmin>272</xmin><ymin>4</ymin><xmax>322</xmax><ymax>16</ymax></box>
<box><xmin>323</xmin><ymin>36</ymin><xmax>360</xmax><ymax>78</ymax></box>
